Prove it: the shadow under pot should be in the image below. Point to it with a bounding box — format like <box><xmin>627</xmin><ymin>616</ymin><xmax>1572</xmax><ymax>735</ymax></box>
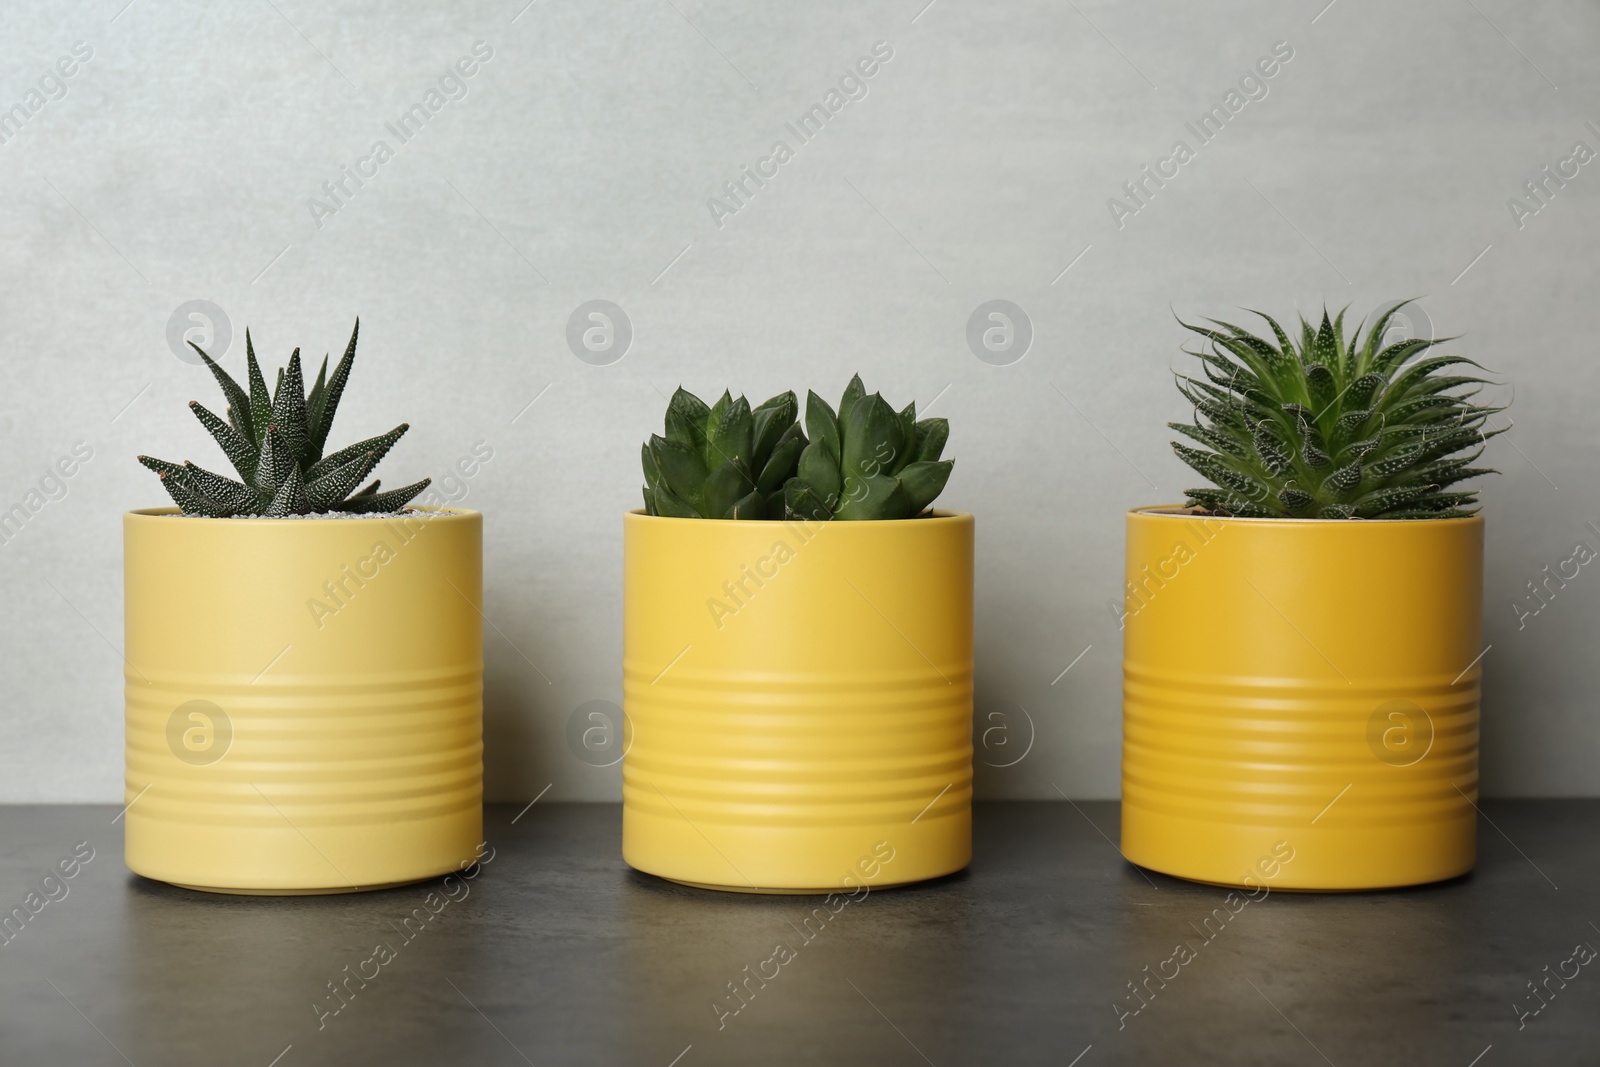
<box><xmin>1120</xmin><ymin>506</ymin><xmax>1483</xmax><ymax>891</ymax></box>
<box><xmin>122</xmin><ymin>506</ymin><xmax>484</xmax><ymax>894</ymax></box>
<box><xmin>622</xmin><ymin>510</ymin><xmax>974</xmax><ymax>893</ymax></box>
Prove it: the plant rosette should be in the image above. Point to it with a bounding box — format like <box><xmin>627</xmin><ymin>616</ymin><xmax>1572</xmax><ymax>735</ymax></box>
<box><xmin>123</xmin><ymin>323</ymin><xmax>483</xmax><ymax>893</ymax></box>
<box><xmin>623</xmin><ymin>379</ymin><xmax>971</xmax><ymax>892</ymax></box>
<box><xmin>1120</xmin><ymin>304</ymin><xmax>1500</xmax><ymax>890</ymax></box>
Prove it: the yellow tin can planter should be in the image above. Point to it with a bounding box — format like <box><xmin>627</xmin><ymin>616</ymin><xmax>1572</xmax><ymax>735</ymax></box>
<box><xmin>622</xmin><ymin>510</ymin><xmax>974</xmax><ymax>892</ymax></box>
<box><xmin>1120</xmin><ymin>506</ymin><xmax>1483</xmax><ymax>891</ymax></box>
<box><xmin>123</xmin><ymin>506</ymin><xmax>483</xmax><ymax>894</ymax></box>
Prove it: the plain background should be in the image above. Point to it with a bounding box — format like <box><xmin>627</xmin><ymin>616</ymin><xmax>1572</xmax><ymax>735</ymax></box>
<box><xmin>2</xmin><ymin>0</ymin><xmax>1596</xmax><ymax>803</ymax></box>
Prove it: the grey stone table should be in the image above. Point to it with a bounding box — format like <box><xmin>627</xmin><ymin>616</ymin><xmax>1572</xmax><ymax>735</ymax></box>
<box><xmin>1</xmin><ymin>802</ymin><xmax>1596</xmax><ymax>1066</ymax></box>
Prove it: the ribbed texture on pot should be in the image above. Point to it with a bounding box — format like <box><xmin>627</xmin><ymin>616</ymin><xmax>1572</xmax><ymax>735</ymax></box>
<box><xmin>126</xmin><ymin>665</ymin><xmax>482</xmax><ymax>827</ymax></box>
<box><xmin>624</xmin><ymin>664</ymin><xmax>973</xmax><ymax>829</ymax></box>
<box><xmin>1124</xmin><ymin>667</ymin><xmax>1478</xmax><ymax>825</ymax></box>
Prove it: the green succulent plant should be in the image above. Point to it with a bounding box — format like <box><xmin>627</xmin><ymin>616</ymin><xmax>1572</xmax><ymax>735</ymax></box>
<box><xmin>139</xmin><ymin>320</ymin><xmax>432</xmax><ymax>517</ymax></box>
<box><xmin>1170</xmin><ymin>302</ymin><xmax>1502</xmax><ymax>519</ymax></box>
<box><xmin>784</xmin><ymin>375</ymin><xmax>953</xmax><ymax>521</ymax></box>
<box><xmin>641</xmin><ymin>387</ymin><xmax>806</xmax><ymax>519</ymax></box>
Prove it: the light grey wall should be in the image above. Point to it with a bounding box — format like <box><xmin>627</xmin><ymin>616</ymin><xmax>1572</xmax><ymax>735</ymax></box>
<box><xmin>2</xmin><ymin>0</ymin><xmax>1597</xmax><ymax>803</ymax></box>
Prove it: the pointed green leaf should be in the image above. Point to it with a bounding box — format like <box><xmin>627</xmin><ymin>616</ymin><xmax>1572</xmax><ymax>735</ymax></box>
<box><xmin>1354</xmin><ymin>483</ymin><xmax>1438</xmax><ymax>517</ymax></box>
<box><xmin>271</xmin><ymin>348</ymin><xmax>311</xmax><ymax>464</ymax></box>
<box><xmin>1383</xmin><ymin>355</ymin><xmax>1486</xmax><ymax>401</ymax></box>
<box><xmin>1247</xmin><ymin>309</ymin><xmax>1299</xmax><ymax>365</ymax></box>
<box><xmin>1371</xmin><ymin>337</ymin><xmax>1438</xmax><ymax>376</ymax></box>
<box><xmin>912</xmin><ymin>417</ymin><xmax>949</xmax><ymax>463</ymax></box>
<box><xmin>805</xmin><ymin>390</ymin><xmax>840</xmax><ymax>461</ymax></box>
<box><xmin>1170</xmin><ymin>421</ymin><xmax>1248</xmax><ymax>459</ymax></box>
<box><xmin>189</xmin><ymin>401</ymin><xmax>260</xmax><ymax>485</ymax></box>
<box><xmin>648</xmin><ymin>484</ymin><xmax>700</xmax><ymax>519</ymax></box>
<box><xmin>1360</xmin><ymin>299</ymin><xmax>1423</xmax><ymax>369</ymax></box>
<box><xmin>306</xmin><ymin>450</ymin><xmax>379</xmax><ymax>510</ymax></box>
<box><xmin>796</xmin><ymin>438</ymin><xmax>842</xmax><ymax>506</ymax></box>
<box><xmin>305</xmin><ymin>355</ymin><xmax>328</xmax><ymax>454</ymax></box>
<box><xmin>641</xmin><ymin>441</ymin><xmax>662</xmax><ymax>490</ymax></box>
<box><xmin>191</xmin><ymin>343</ymin><xmax>254</xmax><ymax>444</ymax></box>
<box><xmin>893</xmin><ymin>401</ymin><xmax>918</xmax><ymax>472</ymax></box>
<box><xmin>706</xmin><ymin>394</ymin><xmax>753</xmax><ymax>469</ymax></box>
<box><xmin>334</xmin><ymin>477</ymin><xmax>431</xmax><ymax>514</ymax></box>
<box><xmin>700</xmin><ymin>462</ymin><xmax>748</xmax><ymax>519</ymax></box>
<box><xmin>757</xmin><ymin>431</ymin><xmax>804</xmax><ymax>493</ymax></box>
<box><xmin>1347</xmin><ymin>372</ymin><xmax>1387</xmax><ymax>409</ymax></box>
<box><xmin>1277</xmin><ymin>485</ymin><xmax>1314</xmax><ymax>514</ymax></box>
<box><xmin>182</xmin><ymin>462</ymin><xmax>259</xmax><ymax>514</ymax></box>
<box><xmin>1309</xmin><ymin>312</ymin><xmax>1338</xmax><ymax>377</ymax></box>
<box><xmin>784</xmin><ymin>478</ymin><xmax>833</xmax><ymax>522</ymax></box>
<box><xmin>704</xmin><ymin>390</ymin><xmax>732</xmax><ymax>455</ymax></box>
<box><xmin>1319</xmin><ymin>462</ymin><xmax>1362</xmax><ymax>497</ymax></box>
<box><xmin>246</xmin><ymin>331</ymin><xmax>272</xmax><ymax>447</ymax></box>
<box><xmin>1332</xmin><ymin>305</ymin><xmax>1355</xmax><ymax>379</ymax></box>
<box><xmin>664</xmin><ymin>387</ymin><xmax>711</xmax><ymax>451</ymax></box>
<box><xmin>836</xmin><ymin>472</ymin><xmax>911</xmax><ymax>521</ymax></box>
<box><xmin>725</xmin><ymin>489</ymin><xmax>766</xmax><ymax>520</ymax></box>
<box><xmin>751</xmin><ymin>391</ymin><xmax>799</xmax><ymax>464</ymax></box>
<box><xmin>842</xmin><ymin>394</ymin><xmax>905</xmax><ymax>482</ymax></box>
<box><xmin>648</xmin><ymin>435</ymin><xmax>708</xmax><ymax>503</ymax></box>
<box><xmin>898</xmin><ymin>459</ymin><xmax>953</xmax><ymax>514</ymax></box>
<box><xmin>254</xmin><ymin>425</ymin><xmax>296</xmax><ymax>496</ymax></box>
<box><xmin>158</xmin><ymin>470</ymin><xmax>228</xmax><ymax>516</ymax></box>
<box><xmin>310</xmin><ymin>319</ymin><xmax>359</xmax><ymax>455</ymax></box>
<box><xmin>1333</xmin><ymin>409</ymin><xmax>1374</xmax><ymax>437</ymax></box>
<box><xmin>263</xmin><ymin>461</ymin><xmax>310</xmax><ymax>516</ymax></box>
<box><xmin>836</xmin><ymin>375</ymin><xmax>867</xmax><ymax>443</ymax></box>
<box><xmin>137</xmin><ymin>455</ymin><xmax>186</xmax><ymax>480</ymax></box>
<box><xmin>1172</xmin><ymin>443</ymin><xmax>1258</xmax><ymax>496</ymax></box>
<box><xmin>306</xmin><ymin>424</ymin><xmax>409</xmax><ymax>482</ymax></box>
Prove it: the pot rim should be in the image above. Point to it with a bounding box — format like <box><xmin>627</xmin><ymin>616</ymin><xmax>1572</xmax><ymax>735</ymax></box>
<box><xmin>625</xmin><ymin>508</ymin><xmax>970</xmax><ymax>526</ymax></box>
<box><xmin>1129</xmin><ymin>503</ymin><xmax>1484</xmax><ymax>527</ymax></box>
<box><xmin>125</xmin><ymin>504</ymin><xmax>480</xmax><ymax>523</ymax></box>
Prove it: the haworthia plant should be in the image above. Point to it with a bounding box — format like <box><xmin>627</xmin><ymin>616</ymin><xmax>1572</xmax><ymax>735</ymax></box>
<box><xmin>139</xmin><ymin>319</ymin><xmax>432</xmax><ymax>516</ymax></box>
<box><xmin>783</xmin><ymin>375</ymin><xmax>953</xmax><ymax>521</ymax></box>
<box><xmin>1170</xmin><ymin>302</ymin><xmax>1502</xmax><ymax>519</ymax></box>
<box><xmin>641</xmin><ymin>387</ymin><xmax>806</xmax><ymax>519</ymax></box>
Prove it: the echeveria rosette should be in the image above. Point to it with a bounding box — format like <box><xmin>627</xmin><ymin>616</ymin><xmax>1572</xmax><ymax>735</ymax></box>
<box><xmin>1169</xmin><ymin>302</ymin><xmax>1503</xmax><ymax>519</ymax></box>
<box><xmin>138</xmin><ymin>319</ymin><xmax>432</xmax><ymax>516</ymax></box>
<box><xmin>641</xmin><ymin>387</ymin><xmax>806</xmax><ymax>519</ymax></box>
<box><xmin>782</xmin><ymin>374</ymin><xmax>953</xmax><ymax>521</ymax></box>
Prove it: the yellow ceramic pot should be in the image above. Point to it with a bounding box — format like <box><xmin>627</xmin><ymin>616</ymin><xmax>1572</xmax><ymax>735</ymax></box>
<box><xmin>1121</xmin><ymin>506</ymin><xmax>1483</xmax><ymax>890</ymax></box>
<box><xmin>123</xmin><ymin>507</ymin><xmax>483</xmax><ymax>894</ymax></box>
<box><xmin>622</xmin><ymin>510</ymin><xmax>973</xmax><ymax>892</ymax></box>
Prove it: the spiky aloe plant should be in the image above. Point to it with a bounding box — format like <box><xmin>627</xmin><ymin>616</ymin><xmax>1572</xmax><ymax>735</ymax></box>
<box><xmin>1170</xmin><ymin>303</ymin><xmax>1501</xmax><ymax>519</ymax></box>
<box><xmin>783</xmin><ymin>375</ymin><xmax>953</xmax><ymax>521</ymax></box>
<box><xmin>641</xmin><ymin>387</ymin><xmax>806</xmax><ymax>519</ymax></box>
<box><xmin>139</xmin><ymin>320</ymin><xmax>431</xmax><ymax>516</ymax></box>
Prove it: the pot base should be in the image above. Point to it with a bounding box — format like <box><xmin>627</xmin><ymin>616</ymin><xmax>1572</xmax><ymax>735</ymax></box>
<box><xmin>623</xmin><ymin>805</ymin><xmax>972</xmax><ymax>895</ymax></box>
<box><xmin>1121</xmin><ymin>806</ymin><xmax>1476</xmax><ymax>892</ymax></box>
<box><xmin>1135</xmin><ymin>868</ymin><xmax>1472</xmax><ymax>894</ymax></box>
<box><xmin>163</xmin><ymin>877</ymin><xmax>427</xmax><ymax>896</ymax></box>
<box><xmin>659</xmin><ymin>872</ymin><xmax>955</xmax><ymax>895</ymax></box>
